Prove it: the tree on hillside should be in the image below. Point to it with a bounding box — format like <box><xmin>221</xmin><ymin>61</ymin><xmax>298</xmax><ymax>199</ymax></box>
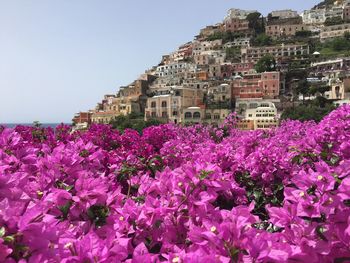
<box><xmin>312</xmin><ymin>85</ymin><xmax>331</xmax><ymax>96</ymax></box>
<box><xmin>325</xmin><ymin>16</ymin><xmax>344</xmax><ymax>26</ymax></box>
<box><xmin>344</xmin><ymin>31</ymin><xmax>350</xmax><ymax>40</ymax></box>
<box><xmin>251</xmin><ymin>33</ymin><xmax>273</xmax><ymax>46</ymax></box>
<box><xmin>313</xmin><ymin>0</ymin><xmax>337</xmax><ymax>9</ymax></box>
<box><xmin>295</xmin><ymin>79</ymin><xmax>309</xmax><ymax>101</ymax></box>
<box><xmin>331</xmin><ymin>37</ymin><xmax>350</xmax><ymax>51</ymax></box>
<box><xmin>281</xmin><ymin>103</ymin><xmax>335</xmax><ymax>122</ymax></box>
<box><xmin>246</xmin><ymin>12</ymin><xmax>264</xmax><ymax>35</ymax></box>
<box><xmin>110</xmin><ymin>113</ymin><xmax>163</xmax><ymax>133</ymax></box>
<box><xmin>254</xmin><ymin>55</ymin><xmax>276</xmax><ymax>73</ymax></box>
<box><xmin>295</xmin><ymin>30</ymin><xmax>313</xmax><ymax>38</ymax></box>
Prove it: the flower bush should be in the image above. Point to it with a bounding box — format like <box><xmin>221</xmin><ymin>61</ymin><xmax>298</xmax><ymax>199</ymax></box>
<box><xmin>1</xmin><ymin>105</ymin><xmax>350</xmax><ymax>262</ymax></box>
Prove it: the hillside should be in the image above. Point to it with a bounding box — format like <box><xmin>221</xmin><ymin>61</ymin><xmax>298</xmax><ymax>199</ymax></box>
<box><xmin>313</xmin><ymin>0</ymin><xmax>338</xmax><ymax>9</ymax></box>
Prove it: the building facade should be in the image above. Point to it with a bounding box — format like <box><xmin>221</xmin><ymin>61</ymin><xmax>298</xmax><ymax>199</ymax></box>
<box><xmin>231</xmin><ymin>72</ymin><xmax>281</xmax><ymax>99</ymax></box>
<box><xmin>266</xmin><ymin>24</ymin><xmax>308</xmax><ymax>38</ymax></box>
<box><xmin>241</xmin><ymin>44</ymin><xmax>310</xmax><ymax>63</ymax></box>
<box><xmin>145</xmin><ymin>87</ymin><xmax>204</xmax><ymax>124</ymax></box>
<box><xmin>301</xmin><ymin>9</ymin><xmax>326</xmax><ymax>25</ymax></box>
<box><xmin>72</xmin><ymin>112</ymin><xmax>92</xmax><ymax>125</ymax></box>
<box><xmin>223</xmin><ymin>18</ymin><xmax>249</xmax><ymax>33</ymax></box>
<box><xmin>235</xmin><ymin>100</ymin><xmax>279</xmax><ymax>130</ymax></box>
<box><xmin>224</xmin><ymin>8</ymin><xmax>257</xmax><ymax>20</ymax></box>
<box><xmin>156</xmin><ymin>62</ymin><xmax>197</xmax><ymax>77</ymax></box>
<box><xmin>320</xmin><ymin>23</ymin><xmax>350</xmax><ymax>42</ymax></box>
<box><xmin>268</xmin><ymin>9</ymin><xmax>299</xmax><ymax>20</ymax></box>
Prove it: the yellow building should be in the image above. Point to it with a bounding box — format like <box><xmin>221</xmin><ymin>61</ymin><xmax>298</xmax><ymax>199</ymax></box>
<box><xmin>145</xmin><ymin>87</ymin><xmax>204</xmax><ymax>124</ymax></box>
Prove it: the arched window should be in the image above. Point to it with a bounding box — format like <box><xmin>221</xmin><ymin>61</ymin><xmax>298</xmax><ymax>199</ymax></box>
<box><xmin>185</xmin><ymin>112</ymin><xmax>192</xmax><ymax>119</ymax></box>
<box><xmin>151</xmin><ymin>102</ymin><xmax>156</xmax><ymax>108</ymax></box>
<box><xmin>161</xmin><ymin>101</ymin><xmax>167</xmax><ymax>107</ymax></box>
<box><xmin>193</xmin><ymin>112</ymin><xmax>201</xmax><ymax>119</ymax></box>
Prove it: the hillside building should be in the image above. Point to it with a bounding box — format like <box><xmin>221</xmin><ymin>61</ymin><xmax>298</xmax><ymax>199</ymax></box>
<box><xmin>231</xmin><ymin>72</ymin><xmax>281</xmax><ymax>99</ymax></box>
<box><xmin>320</xmin><ymin>23</ymin><xmax>350</xmax><ymax>42</ymax></box>
<box><xmin>241</xmin><ymin>44</ymin><xmax>310</xmax><ymax>63</ymax></box>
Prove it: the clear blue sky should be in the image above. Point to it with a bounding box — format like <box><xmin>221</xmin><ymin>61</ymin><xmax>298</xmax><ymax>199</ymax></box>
<box><xmin>0</xmin><ymin>0</ymin><xmax>320</xmax><ymax>123</ymax></box>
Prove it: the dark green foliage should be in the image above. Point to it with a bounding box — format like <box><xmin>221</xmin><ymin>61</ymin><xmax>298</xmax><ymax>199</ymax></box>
<box><xmin>324</xmin><ymin>16</ymin><xmax>344</xmax><ymax>26</ymax></box>
<box><xmin>254</xmin><ymin>55</ymin><xmax>276</xmax><ymax>73</ymax></box>
<box><xmin>110</xmin><ymin>112</ymin><xmax>163</xmax><ymax>133</ymax></box>
<box><xmin>206</xmin><ymin>31</ymin><xmax>245</xmax><ymax>43</ymax></box>
<box><xmin>309</xmin><ymin>85</ymin><xmax>330</xmax><ymax>96</ymax></box>
<box><xmin>295</xmin><ymin>30</ymin><xmax>313</xmax><ymax>38</ymax></box>
<box><xmin>57</xmin><ymin>201</ymin><xmax>73</xmax><ymax>221</ymax></box>
<box><xmin>225</xmin><ymin>47</ymin><xmax>241</xmax><ymax>61</ymax></box>
<box><xmin>246</xmin><ymin>12</ymin><xmax>264</xmax><ymax>35</ymax></box>
<box><xmin>344</xmin><ymin>32</ymin><xmax>350</xmax><ymax>40</ymax></box>
<box><xmin>206</xmin><ymin>31</ymin><xmax>224</xmax><ymax>41</ymax></box>
<box><xmin>281</xmin><ymin>102</ymin><xmax>336</xmax><ymax>123</ymax></box>
<box><xmin>295</xmin><ymin>79</ymin><xmax>310</xmax><ymax>100</ymax></box>
<box><xmin>313</xmin><ymin>0</ymin><xmax>336</xmax><ymax>8</ymax></box>
<box><xmin>330</xmin><ymin>37</ymin><xmax>350</xmax><ymax>51</ymax></box>
<box><xmin>235</xmin><ymin>172</ymin><xmax>284</xmax><ymax>220</ymax></box>
<box><xmin>251</xmin><ymin>34</ymin><xmax>272</xmax><ymax>46</ymax></box>
<box><xmin>87</xmin><ymin>205</ymin><xmax>109</xmax><ymax>227</ymax></box>
<box><xmin>314</xmin><ymin>35</ymin><xmax>350</xmax><ymax>58</ymax></box>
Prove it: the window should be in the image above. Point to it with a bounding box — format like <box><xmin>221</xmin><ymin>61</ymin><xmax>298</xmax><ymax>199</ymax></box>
<box><xmin>161</xmin><ymin>101</ymin><xmax>167</xmax><ymax>107</ymax></box>
<box><xmin>151</xmin><ymin>102</ymin><xmax>156</xmax><ymax>108</ymax></box>
<box><xmin>185</xmin><ymin>112</ymin><xmax>192</xmax><ymax>119</ymax></box>
<box><xmin>193</xmin><ymin>112</ymin><xmax>201</xmax><ymax>119</ymax></box>
<box><xmin>151</xmin><ymin>112</ymin><xmax>156</xmax><ymax>117</ymax></box>
<box><xmin>214</xmin><ymin>114</ymin><xmax>220</xmax><ymax>120</ymax></box>
<box><xmin>173</xmin><ymin>111</ymin><xmax>178</xmax><ymax>116</ymax></box>
<box><xmin>162</xmin><ymin>112</ymin><xmax>167</xmax><ymax>118</ymax></box>
<box><xmin>205</xmin><ymin>113</ymin><xmax>211</xmax><ymax>119</ymax></box>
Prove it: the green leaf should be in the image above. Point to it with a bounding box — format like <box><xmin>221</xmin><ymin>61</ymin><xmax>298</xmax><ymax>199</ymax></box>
<box><xmin>199</xmin><ymin>170</ymin><xmax>213</xmax><ymax>180</ymax></box>
<box><xmin>292</xmin><ymin>155</ymin><xmax>302</xmax><ymax>164</ymax></box>
<box><xmin>87</xmin><ymin>205</ymin><xmax>110</xmax><ymax>227</ymax></box>
<box><xmin>0</xmin><ymin>227</ymin><xmax>5</xmax><ymax>237</ymax></box>
<box><xmin>316</xmin><ymin>225</ymin><xmax>328</xmax><ymax>241</ymax></box>
<box><xmin>3</xmin><ymin>235</ymin><xmax>14</xmax><ymax>243</ymax></box>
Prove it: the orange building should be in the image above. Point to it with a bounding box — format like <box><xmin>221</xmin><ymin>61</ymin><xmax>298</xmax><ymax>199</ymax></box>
<box><xmin>196</xmin><ymin>71</ymin><xmax>209</xmax><ymax>81</ymax></box>
<box><xmin>236</xmin><ymin>119</ymin><xmax>255</xmax><ymax>130</ymax></box>
<box><xmin>72</xmin><ymin>112</ymin><xmax>92</xmax><ymax>125</ymax></box>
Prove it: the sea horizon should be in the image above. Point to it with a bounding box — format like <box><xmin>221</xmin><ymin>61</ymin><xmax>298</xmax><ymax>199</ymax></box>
<box><xmin>0</xmin><ymin>123</ymin><xmax>71</xmax><ymax>129</ymax></box>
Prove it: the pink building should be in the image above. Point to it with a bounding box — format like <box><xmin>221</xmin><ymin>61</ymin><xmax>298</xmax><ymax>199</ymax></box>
<box><xmin>224</xmin><ymin>18</ymin><xmax>249</xmax><ymax>33</ymax></box>
<box><xmin>231</xmin><ymin>72</ymin><xmax>280</xmax><ymax>99</ymax></box>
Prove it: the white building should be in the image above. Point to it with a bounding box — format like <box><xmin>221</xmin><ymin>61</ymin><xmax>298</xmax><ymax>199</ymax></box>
<box><xmin>235</xmin><ymin>99</ymin><xmax>279</xmax><ymax>130</ymax></box>
<box><xmin>269</xmin><ymin>9</ymin><xmax>299</xmax><ymax>19</ymax></box>
<box><xmin>224</xmin><ymin>37</ymin><xmax>251</xmax><ymax>48</ymax></box>
<box><xmin>236</xmin><ymin>100</ymin><xmax>278</xmax><ymax>119</ymax></box>
<box><xmin>193</xmin><ymin>50</ymin><xmax>226</xmax><ymax>66</ymax></box>
<box><xmin>224</xmin><ymin>8</ymin><xmax>257</xmax><ymax>21</ymax></box>
<box><xmin>156</xmin><ymin>62</ymin><xmax>197</xmax><ymax>77</ymax></box>
<box><xmin>192</xmin><ymin>40</ymin><xmax>223</xmax><ymax>56</ymax></box>
<box><xmin>325</xmin><ymin>5</ymin><xmax>344</xmax><ymax>20</ymax></box>
<box><xmin>301</xmin><ymin>9</ymin><xmax>326</xmax><ymax>25</ymax></box>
